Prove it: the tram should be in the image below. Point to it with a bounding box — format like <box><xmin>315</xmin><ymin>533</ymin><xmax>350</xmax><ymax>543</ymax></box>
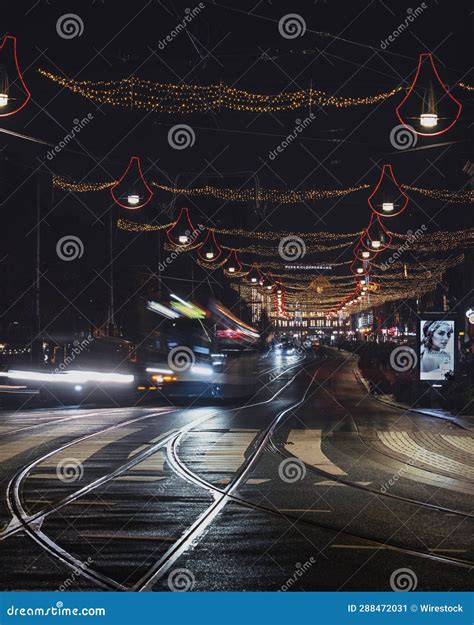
<box><xmin>139</xmin><ymin>298</ymin><xmax>260</xmax><ymax>400</ymax></box>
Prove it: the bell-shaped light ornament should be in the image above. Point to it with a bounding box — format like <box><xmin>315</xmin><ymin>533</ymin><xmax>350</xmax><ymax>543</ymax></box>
<box><xmin>396</xmin><ymin>52</ymin><xmax>462</xmax><ymax>136</ymax></box>
<box><xmin>111</xmin><ymin>156</ymin><xmax>153</xmax><ymax>209</ymax></box>
<box><xmin>368</xmin><ymin>164</ymin><xmax>408</xmax><ymax>218</ymax></box>
<box><xmin>223</xmin><ymin>250</ymin><xmax>244</xmax><ymax>277</ymax></box>
<box><xmin>166</xmin><ymin>207</ymin><xmax>197</xmax><ymax>248</ymax></box>
<box><xmin>0</xmin><ymin>36</ymin><xmax>31</xmax><ymax>117</ymax></box>
<box><xmin>246</xmin><ymin>263</ymin><xmax>262</xmax><ymax>284</ymax></box>
<box><xmin>361</xmin><ymin>214</ymin><xmax>392</xmax><ymax>252</ymax></box>
<box><xmin>197</xmin><ymin>230</ymin><xmax>222</xmax><ymax>262</ymax></box>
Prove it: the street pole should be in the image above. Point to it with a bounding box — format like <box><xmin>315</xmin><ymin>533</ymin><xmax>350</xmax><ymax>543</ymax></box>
<box><xmin>109</xmin><ymin>207</ymin><xmax>115</xmax><ymax>335</ymax></box>
<box><xmin>33</xmin><ymin>171</ymin><xmax>41</xmax><ymax>364</ymax></box>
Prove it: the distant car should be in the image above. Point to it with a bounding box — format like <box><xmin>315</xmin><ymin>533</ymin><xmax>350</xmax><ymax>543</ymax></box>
<box><xmin>277</xmin><ymin>341</ymin><xmax>295</xmax><ymax>356</ymax></box>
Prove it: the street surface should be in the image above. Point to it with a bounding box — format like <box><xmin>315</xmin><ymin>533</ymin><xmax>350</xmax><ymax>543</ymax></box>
<box><xmin>0</xmin><ymin>349</ymin><xmax>472</xmax><ymax>591</ymax></box>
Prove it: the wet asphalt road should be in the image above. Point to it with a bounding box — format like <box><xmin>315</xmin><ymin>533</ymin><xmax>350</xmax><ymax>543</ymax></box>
<box><xmin>0</xmin><ymin>349</ymin><xmax>472</xmax><ymax>592</ymax></box>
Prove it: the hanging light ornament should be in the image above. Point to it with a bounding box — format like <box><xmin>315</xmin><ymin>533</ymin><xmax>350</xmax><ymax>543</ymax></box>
<box><xmin>197</xmin><ymin>229</ymin><xmax>222</xmax><ymax>262</ymax></box>
<box><xmin>166</xmin><ymin>207</ymin><xmax>197</xmax><ymax>248</ymax></box>
<box><xmin>223</xmin><ymin>250</ymin><xmax>245</xmax><ymax>277</ymax></box>
<box><xmin>110</xmin><ymin>156</ymin><xmax>153</xmax><ymax>209</ymax></box>
<box><xmin>350</xmin><ymin>257</ymin><xmax>370</xmax><ymax>276</ymax></box>
<box><xmin>360</xmin><ymin>214</ymin><xmax>392</xmax><ymax>252</ymax></box>
<box><xmin>274</xmin><ymin>282</ymin><xmax>286</xmax><ymax>318</ymax></box>
<box><xmin>396</xmin><ymin>52</ymin><xmax>462</xmax><ymax>136</ymax></box>
<box><xmin>368</xmin><ymin>164</ymin><xmax>408</xmax><ymax>218</ymax></box>
<box><xmin>245</xmin><ymin>263</ymin><xmax>263</xmax><ymax>284</ymax></box>
<box><xmin>261</xmin><ymin>272</ymin><xmax>275</xmax><ymax>291</ymax></box>
<box><xmin>354</xmin><ymin>245</ymin><xmax>374</xmax><ymax>261</ymax></box>
<box><xmin>222</xmin><ymin>250</ymin><xmax>246</xmax><ymax>278</ymax></box>
<box><xmin>0</xmin><ymin>36</ymin><xmax>31</xmax><ymax>116</ymax></box>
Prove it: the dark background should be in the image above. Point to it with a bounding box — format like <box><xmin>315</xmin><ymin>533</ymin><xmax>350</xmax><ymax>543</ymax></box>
<box><xmin>1</xmin><ymin>0</ymin><xmax>472</xmax><ymax>339</ymax></box>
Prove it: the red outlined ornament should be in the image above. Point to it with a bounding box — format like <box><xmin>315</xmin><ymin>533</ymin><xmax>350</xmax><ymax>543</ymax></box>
<box><xmin>245</xmin><ymin>263</ymin><xmax>263</xmax><ymax>285</ymax></box>
<box><xmin>110</xmin><ymin>156</ymin><xmax>153</xmax><ymax>209</ymax></box>
<box><xmin>360</xmin><ymin>214</ymin><xmax>392</xmax><ymax>252</ymax></box>
<box><xmin>0</xmin><ymin>36</ymin><xmax>31</xmax><ymax>117</ymax></box>
<box><xmin>396</xmin><ymin>53</ymin><xmax>462</xmax><ymax>136</ymax></box>
<box><xmin>353</xmin><ymin>245</ymin><xmax>377</xmax><ymax>262</ymax></box>
<box><xmin>261</xmin><ymin>271</ymin><xmax>275</xmax><ymax>292</ymax></box>
<box><xmin>166</xmin><ymin>207</ymin><xmax>197</xmax><ymax>248</ymax></box>
<box><xmin>274</xmin><ymin>282</ymin><xmax>286</xmax><ymax>318</ymax></box>
<box><xmin>368</xmin><ymin>164</ymin><xmax>408</xmax><ymax>217</ymax></box>
<box><xmin>350</xmin><ymin>257</ymin><xmax>371</xmax><ymax>277</ymax></box>
<box><xmin>197</xmin><ymin>229</ymin><xmax>223</xmax><ymax>262</ymax></box>
<box><xmin>223</xmin><ymin>250</ymin><xmax>245</xmax><ymax>277</ymax></box>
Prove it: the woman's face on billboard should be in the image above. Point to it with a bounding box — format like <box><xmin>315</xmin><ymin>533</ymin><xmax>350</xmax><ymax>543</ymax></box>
<box><xmin>431</xmin><ymin>323</ymin><xmax>452</xmax><ymax>351</ymax></box>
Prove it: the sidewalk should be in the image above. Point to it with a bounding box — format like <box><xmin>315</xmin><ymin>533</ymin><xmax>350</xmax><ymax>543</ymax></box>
<box><xmin>354</xmin><ymin>366</ymin><xmax>474</xmax><ymax>431</ymax></box>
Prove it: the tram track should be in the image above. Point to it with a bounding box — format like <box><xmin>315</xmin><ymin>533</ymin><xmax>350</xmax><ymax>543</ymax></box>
<box><xmin>132</xmin><ymin>362</ymin><xmax>324</xmax><ymax>591</ymax></box>
<box><xmin>162</xmin><ymin>389</ymin><xmax>474</xmax><ymax>579</ymax></box>
<box><xmin>2</xmin><ymin>355</ymin><xmax>314</xmax><ymax>590</ymax></box>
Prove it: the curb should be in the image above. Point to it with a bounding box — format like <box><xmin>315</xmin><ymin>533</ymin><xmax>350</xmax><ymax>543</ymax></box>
<box><xmin>353</xmin><ymin>366</ymin><xmax>473</xmax><ymax>431</ymax></box>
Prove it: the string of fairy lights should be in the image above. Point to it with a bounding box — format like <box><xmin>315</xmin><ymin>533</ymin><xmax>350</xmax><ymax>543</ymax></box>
<box><xmin>52</xmin><ymin>174</ymin><xmax>474</xmax><ymax>205</ymax></box>
<box><xmin>1</xmin><ymin>36</ymin><xmax>471</xmax><ymax>320</ymax></box>
<box><xmin>38</xmin><ymin>69</ymin><xmax>405</xmax><ymax>113</ymax></box>
<box><xmin>117</xmin><ymin>218</ymin><xmax>360</xmax><ymax>242</ymax></box>
<box><xmin>55</xmin><ymin>154</ymin><xmax>474</xmax><ymax>318</ymax></box>
<box><xmin>38</xmin><ymin>67</ymin><xmax>473</xmax><ymax>115</ymax></box>
<box><xmin>117</xmin><ymin>218</ymin><xmax>474</xmax><ymax>252</ymax></box>
<box><xmin>116</xmin><ymin>206</ymin><xmax>474</xmax><ymax>317</ymax></box>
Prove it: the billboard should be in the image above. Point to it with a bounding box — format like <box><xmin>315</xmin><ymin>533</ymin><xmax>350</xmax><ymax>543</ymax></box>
<box><xmin>419</xmin><ymin>318</ymin><xmax>455</xmax><ymax>381</ymax></box>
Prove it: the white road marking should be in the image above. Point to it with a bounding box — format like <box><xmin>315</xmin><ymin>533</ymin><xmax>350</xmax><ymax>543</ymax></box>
<box><xmin>200</xmin><ymin>430</ymin><xmax>259</xmax><ymax>473</ymax></box>
<box><xmin>441</xmin><ymin>435</ymin><xmax>474</xmax><ymax>455</ymax></box>
<box><xmin>377</xmin><ymin>431</ymin><xmax>474</xmax><ymax>481</ymax></box>
<box><xmin>286</xmin><ymin>429</ymin><xmax>347</xmax><ymax>476</ymax></box>
<box><xmin>34</xmin><ymin>427</ymin><xmax>139</xmax><ymax>470</ymax></box>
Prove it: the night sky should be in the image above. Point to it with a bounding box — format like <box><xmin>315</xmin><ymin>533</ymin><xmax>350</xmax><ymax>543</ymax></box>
<box><xmin>1</xmin><ymin>0</ymin><xmax>472</xmax><ymax>335</ymax></box>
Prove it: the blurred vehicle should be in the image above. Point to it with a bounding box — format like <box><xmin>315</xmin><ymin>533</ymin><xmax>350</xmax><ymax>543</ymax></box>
<box><xmin>0</xmin><ymin>335</ymin><xmax>137</xmax><ymax>404</ymax></box>
<box><xmin>139</xmin><ymin>298</ymin><xmax>260</xmax><ymax>400</ymax></box>
<box><xmin>275</xmin><ymin>340</ymin><xmax>296</xmax><ymax>357</ymax></box>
